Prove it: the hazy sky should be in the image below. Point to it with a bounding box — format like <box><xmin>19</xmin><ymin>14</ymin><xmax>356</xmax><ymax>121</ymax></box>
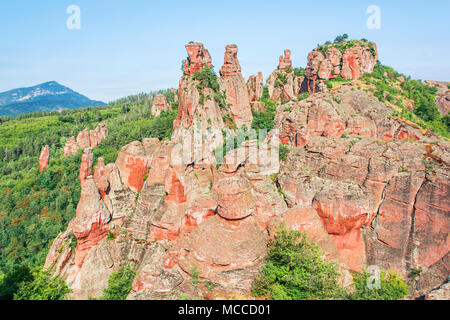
<box><xmin>1</xmin><ymin>0</ymin><xmax>449</xmax><ymax>102</ymax></box>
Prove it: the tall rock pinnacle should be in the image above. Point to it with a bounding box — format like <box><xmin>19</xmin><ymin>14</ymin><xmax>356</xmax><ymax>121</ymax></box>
<box><xmin>218</xmin><ymin>44</ymin><xmax>253</xmax><ymax>128</ymax></box>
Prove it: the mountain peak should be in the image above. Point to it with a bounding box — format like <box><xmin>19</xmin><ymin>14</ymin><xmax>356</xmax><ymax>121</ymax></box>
<box><xmin>0</xmin><ymin>82</ymin><xmax>105</xmax><ymax>117</ymax></box>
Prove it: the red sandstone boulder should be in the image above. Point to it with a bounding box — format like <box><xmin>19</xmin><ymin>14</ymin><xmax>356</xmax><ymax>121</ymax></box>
<box><xmin>39</xmin><ymin>145</ymin><xmax>50</xmax><ymax>170</ymax></box>
<box><xmin>214</xmin><ymin>175</ymin><xmax>257</xmax><ymax>220</ymax></box>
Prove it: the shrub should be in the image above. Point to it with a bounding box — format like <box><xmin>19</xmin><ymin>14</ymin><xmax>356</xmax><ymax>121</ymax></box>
<box><xmin>252</xmin><ymin>225</ymin><xmax>342</xmax><ymax>300</ymax></box>
<box><xmin>345</xmin><ymin>269</ymin><xmax>409</xmax><ymax>300</ymax></box>
<box><xmin>279</xmin><ymin>144</ymin><xmax>290</xmax><ymax>161</ymax></box>
<box><xmin>13</xmin><ymin>267</ymin><xmax>71</xmax><ymax>300</ymax></box>
<box><xmin>98</xmin><ymin>263</ymin><xmax>136</xmax><ymax>300</ymax></box>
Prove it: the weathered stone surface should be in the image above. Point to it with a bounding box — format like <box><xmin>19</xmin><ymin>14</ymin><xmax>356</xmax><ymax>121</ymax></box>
<box><xmin>215</xmin><ymin>175</ymin><xmax>256</xmax><ymax>220</ymax></box>
<box><xmin>79</xmin><ymin>148</ymin><xmax>93</xmax><ymax>188</ymax></box>
<box><xmin>39</xmin><ymin>145</ymin><xmax>49</xmax><ymax>170</ymax></box>
<box><xmin>64</xmin><ymin>123</ymin><xmax>108</xmax><ymax>156</ymax></box>
<box><xmin>278</xmin><ymin>49</ymin><xmax>292</xmax><ymax>70</ymax></box>
<box><xmin>64</xmin><ymin>137</ymin><xmax>78</xmax><ymax>156</ymax></box>
<box><xmin>177</xmin><ymin>215</ymin><xmax>267</xmax><ymax>292</ymax></box>
<box><xmin>151</xmin><ymin>94</ymin><xmax>172</xmax><ymax>116</ymax></box>
<box><xmin>247</xmin><ymin>72</ymin><xmax>264</xmax><ymax>102</ymax></box>
<box><xmin>305</xmin><ymin>42</ymin><xmax>377</xmax><ymax>93</ymax></box>
<box><xmin>116</xmin><ymin>141</ymin><xmax>150</xmax><ymax>193</ymax></box>
<box><xmin>219</xmin><ymin>44</ymin><xmax>253</xmax><ymax>128</ymax></box>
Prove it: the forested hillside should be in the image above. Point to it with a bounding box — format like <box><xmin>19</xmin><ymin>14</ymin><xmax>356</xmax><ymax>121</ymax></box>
<box><xmin>0</xmin><ymin>90</ymin><xmax>178</xmax><ymax>274</ymax></box>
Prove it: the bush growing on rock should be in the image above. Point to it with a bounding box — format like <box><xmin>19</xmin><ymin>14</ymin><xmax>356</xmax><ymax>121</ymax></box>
<box><xmin>252</xmin><ymin>225</ymin><xmax>342</xmax><ymax>300</ymax></box>
<box><xmin>96</xmin><ymin>263</ymin><xmax>136</xmax><ymax>300</ymax></box>
<box><xmin>345</xmin><ymin>269</ymin><xmax>409</xmax><ymax>300</ymax></box>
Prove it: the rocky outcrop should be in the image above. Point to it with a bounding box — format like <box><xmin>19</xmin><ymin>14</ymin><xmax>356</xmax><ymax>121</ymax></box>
<box><xmin>79</xmin><ymin>148</ymin><xmax>93</xmax><ymax>188</ymax></box>
<box><xmin>64</xmin><ymin>123</ymin><xmax>108</xmax><ymax>156</ymax></box>
<box><xmin>45</xmin><ymin>41</ymin><xmax>449</xmax><ymax>301</ymax></box>
<box><xmin>39</xmin><ymin>145</ymin><xmax>49</xmax><ymax>170</ymax></box>
<box><xmin>115</xmin><ymin>141</ymin><xmax>151</xmax><ymax>193</ymax></box>
<box><xmin>424</xmin><ymin>80</ymin><xmax>450</xmax><ymax>116</ymax></box>
<box><xmin>267</xmin><ymin>50</ymin><xmax>305</xmax><ymax>101</ymax></box>
<box><xmin>218</xmin><ymin>44</ymin><xmax>253</xmax><ymax>128</ymax></box>
<box><xmin>247</xmin><ymin>72</ymin><xmax>263</xmax><ymax>102</ymax></box>
<box><xmin>305</xmin><ymin>41</ymin><xmax>378</xmax><ymax>93</ymax></box>
<box><xmin>151</xmin><ymin>94</ymin><xmax>172</xmax><ymax>116</ymax></box>
<box><xmin>274</xmin><ymin>88</ymin><xmax>438</xmax><ymax>147</ymax></box>
<box><xmin>173</xmin><ymin>43</ymin><xmax>223</xmax><ymax>143</ymax></box>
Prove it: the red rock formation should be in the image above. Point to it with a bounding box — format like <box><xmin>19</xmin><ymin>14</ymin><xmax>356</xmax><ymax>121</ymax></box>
<box><xmin>305</xmin><ymin>41</ymin><xmax>378</xmax><ymax>93</ymax></box>
<box><xmin>72</xmin><ymin>177</ymin><xmax>111</xmax><ymax>267</ymax></box>
<box><xmin>182</xmin><ymin>42</ymin><xmax>212</xmax><ymax>77</ymax></box>
<box><xmin>64</xmin><ymin>137</ymin><xmax>78</xmax><ymax>156</ymax></box>
<box><xmin>151</xmin><ymin>94</ymin><xmax>172</xmax><ymax>116</ymax></box>
<box><xmin>44</xmin><ymin>42</ymin><xmax>449</xmax><ymax>301</ymax></box>
<box><xmin>79</xmin><ymin>148</ymin><xmax>93</xmax><ymax>187</ymax></box>
<box><xmin>77</xmin><ymin>129</ymin><xmax>90</xmax><ymax>150</ymax></box>
<box><xmin>89</xmin><ymin>122</ymin><xmax>108</xmax><ymax>148</ymax></box>
<box><xmin>115</xmin><ymin>141</ymin><xmax>150</xmax><ymax>193</ymax></box>
<box><xmin>219</xmin><ymin>44</ymin><xmax>253</xmax><ymax>127</ymax></box>
<box><xmin>39</xmin><ymin>145</ymin><xmax>50</xmax><ymax>170</ymax></box>
<box><xmin>64</xmin><ymin>123</ymin><xmax>108</xmax><ymax>156</ymax></box>
<box><xmin>278</xmin><ymin>49</ymin><xmax>292</xmax><ymax>70</ymax></box>
<box><xmin>247</xmin><ymin>72</ymin><xmax>264</xmax><ymax>102</ymax></box>
<box><xmin>267</xmin><ymin>49</ymin><xmax>304</xmax><ymax>101</ymax></box>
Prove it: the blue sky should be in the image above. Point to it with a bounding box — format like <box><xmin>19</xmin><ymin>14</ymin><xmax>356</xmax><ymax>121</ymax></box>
<box><xmin>0</xmin><ymin>0</ymin><xmax>449</xmax><ymax>102</ymax></box>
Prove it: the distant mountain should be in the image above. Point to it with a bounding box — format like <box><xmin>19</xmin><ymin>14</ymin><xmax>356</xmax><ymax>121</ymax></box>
<box><xmin>0</xmin><ymin>81</ymin><xmax>106</xmax><ymax>117</ymax></box>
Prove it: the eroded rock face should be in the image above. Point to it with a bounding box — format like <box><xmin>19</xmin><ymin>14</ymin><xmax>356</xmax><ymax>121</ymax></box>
<box><xmin>267</xmin><ymin>49</ymin><xmax>305</xmax><ymax>101</ymax></box>
<box><xmin>79</xmin><ymin>148</ymin><xmax>94</xmax><ymax>188</ymax></box>
<box><xmin>173</xmin><ymin>42</ymin><xmax>226</xmax><ymax>152</ymax></box>
<box><xmin>247</xmin><ymin>72</ymin><xmax>263</xmax><ymax>102</ymax></box>
<box><xmin>219</xmin><ymin>44</ymin><xmax>253</xmax><ymax>128</ymax></box>
<box><xmin>274</xmin><ymin>89</ymin><xmax>437</xmax><ymax>148</ymax></box>
<box><xmin>64</xmin><ymin>123</ymin><xmax>108</xmax><ymax>156</ymax></box>
<box><xmin>116</xmin><ymin>141</ymin><xmax>150</xmax><ymax>193</ymax></box>
<box><xmin>152</xmin><ymin>94</ymin><xmax>172</xmax><ymax>116</ymax></box>
<box><xmin>305</xmin><ymin>41</ymin><xmax>378</xmax><ymax>93</ymax></box>
<box><xmin>39</xmin><ymin>145</ymin><xmax>49</xmax><ymax>170</ymax></box>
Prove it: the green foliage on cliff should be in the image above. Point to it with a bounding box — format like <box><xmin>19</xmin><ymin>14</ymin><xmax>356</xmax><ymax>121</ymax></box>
<box><xmin>345</xmin><ymin>269</ymin><xmax>409</xmax><ymax>300</ymax></box>
<box><xmin>97</xmin><ymin>264</ymin><xmax>136</xmax><ymax>300</ymax></box>
<box><xmin>252</xmin><ymin>226</ymin><xmax>411</xmax><ymax>301</ymax></box>
<box><xmin>0</xmin><ymin>265</ymin><xmax>70</xmax><ymax>300</ymax></box>
<box><xmin>316</xmin><ymin>36</ymin><xmax>376</xmax><ymax>58</ymax></box>
<box><xmin>13</xmin><ymin>266</ymin><xmax>71</xmax><ymax>300</ymax></box>
<box><xmin>192</xmin><ymin>66</ymin><xmax>227</xmax><ymax>110</ymax></box>
<box><xmin>361</xmin><ymin>64</ymin><xmax>449</xmax><ymax>138</ymax></box>
<box><xmin>252</xmin><ymin>225</ymin><xmax>342</xmax><ymax>300</ymax></box>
